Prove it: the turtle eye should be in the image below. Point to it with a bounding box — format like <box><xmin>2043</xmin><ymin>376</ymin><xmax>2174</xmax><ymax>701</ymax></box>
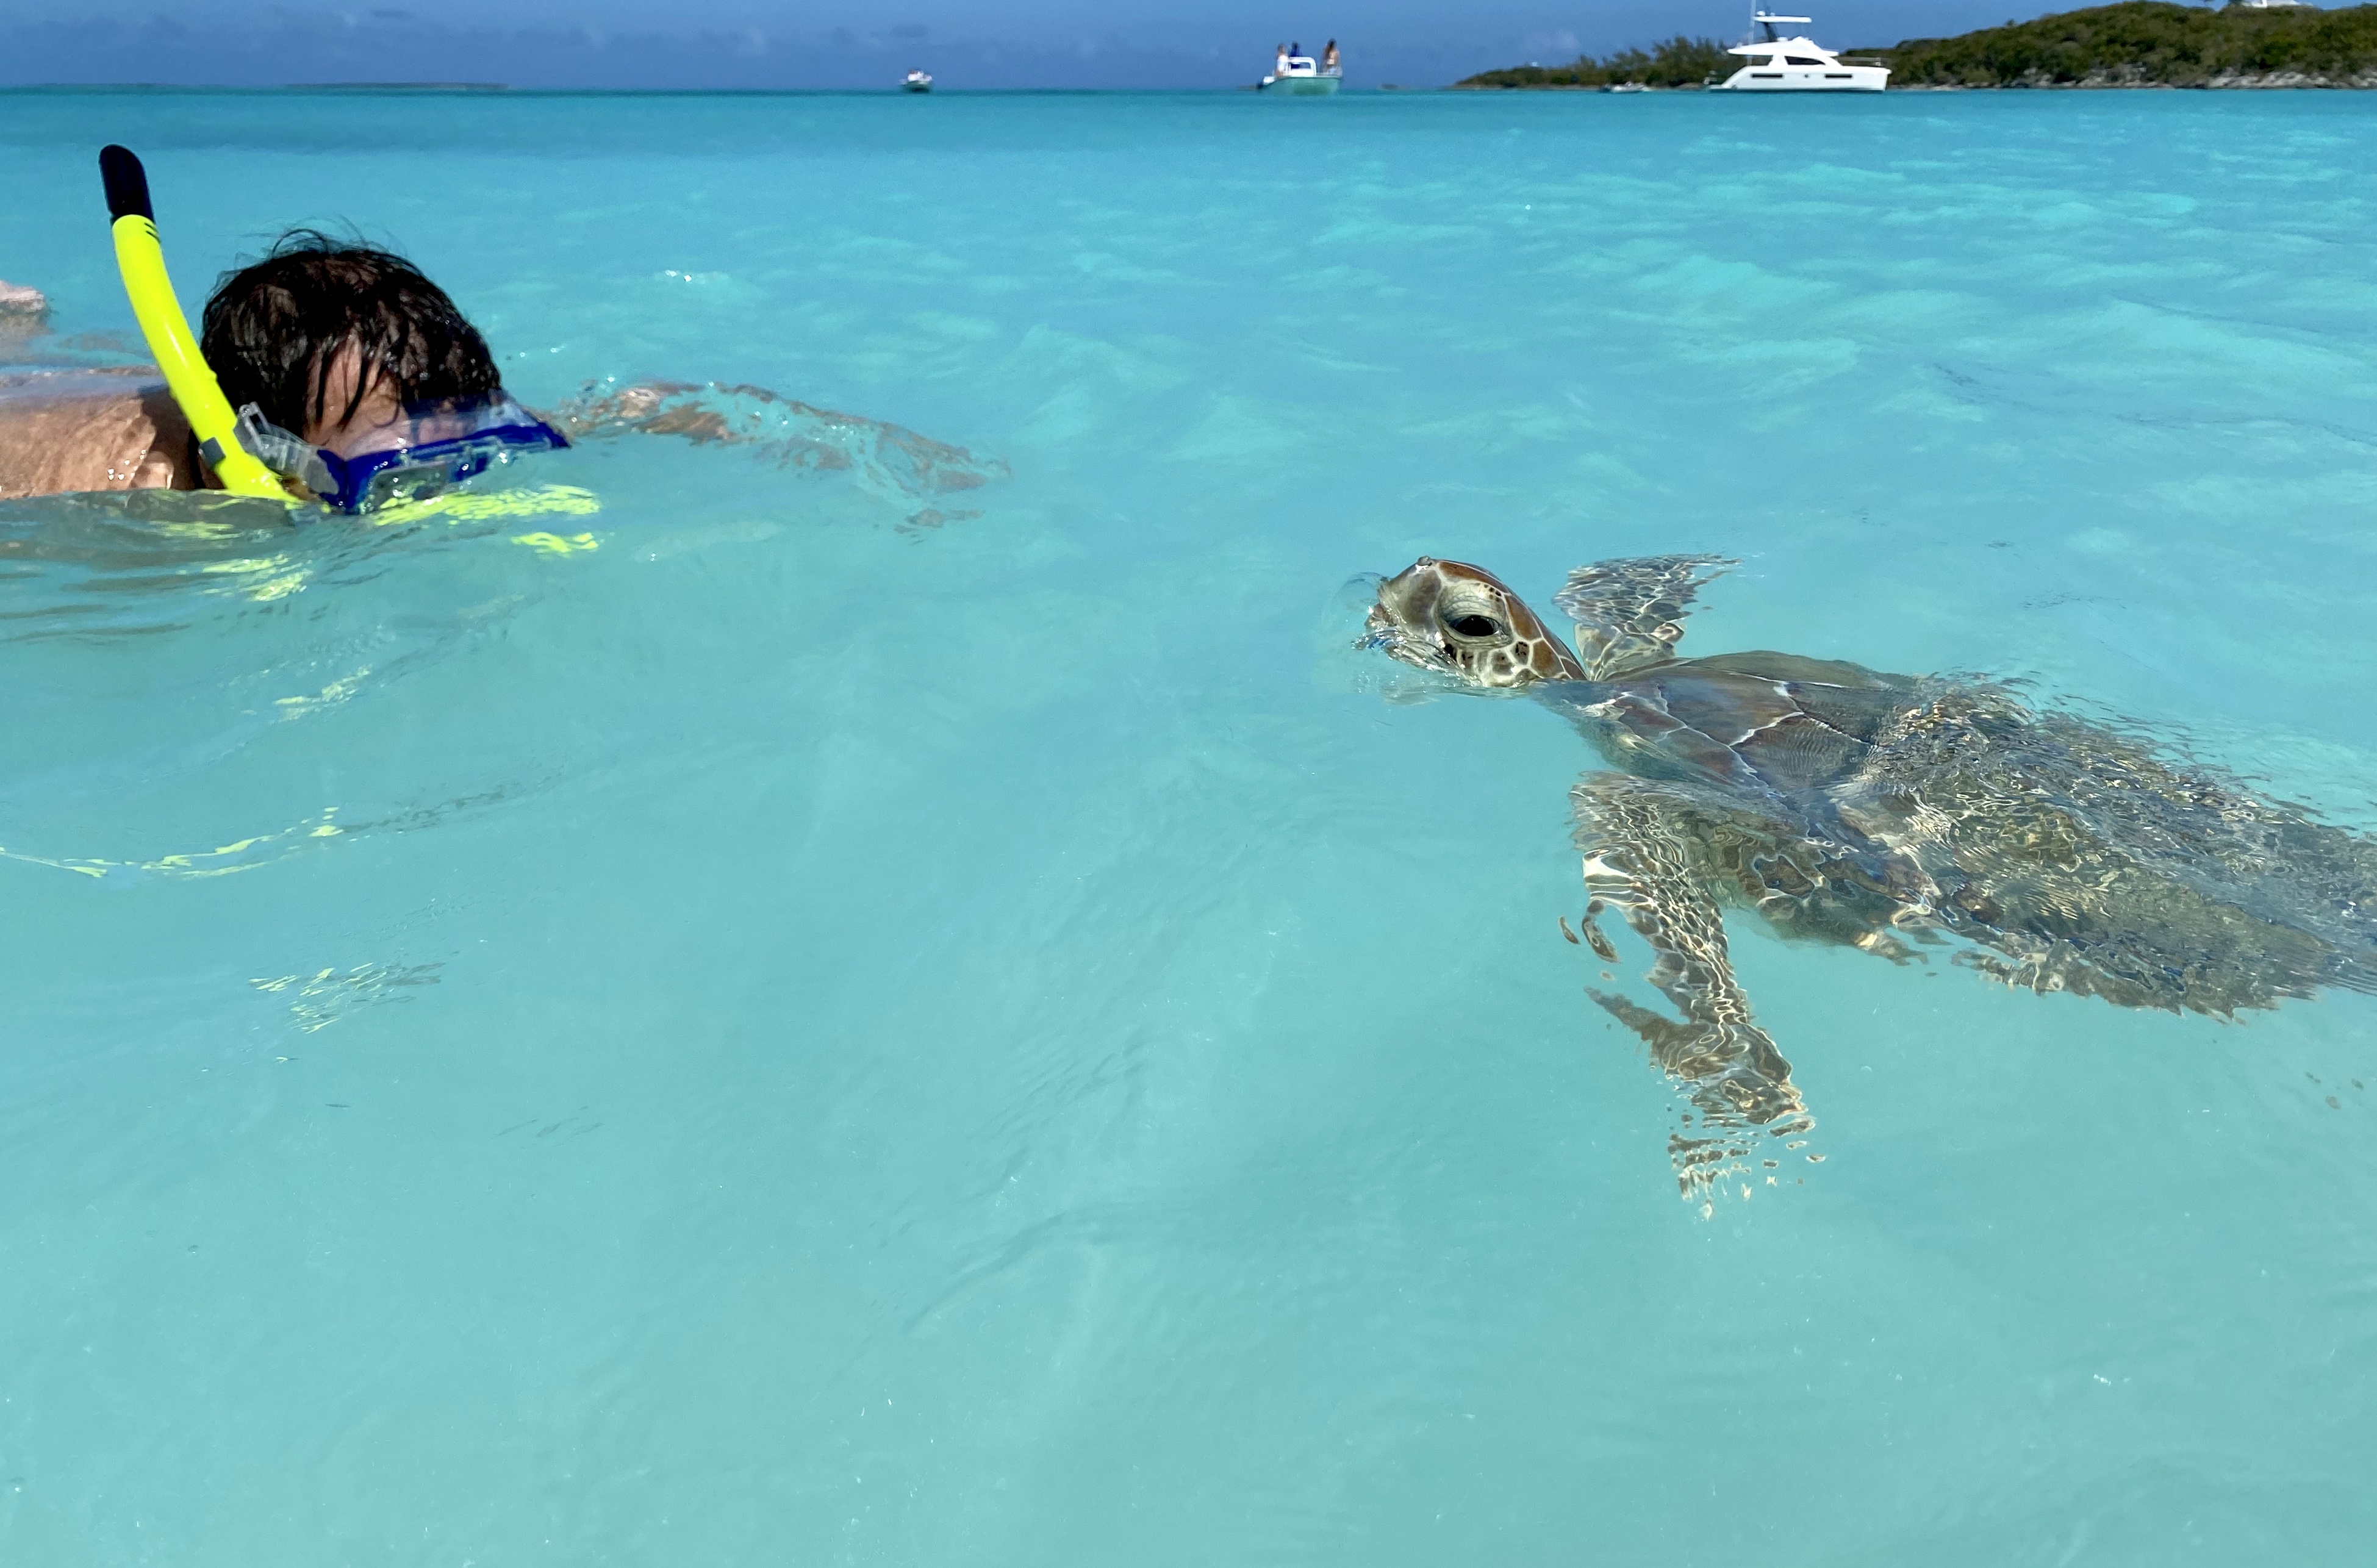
<box><xmin>1444</xmin><ymin>613</ymin><xmax>1502</xmax><ymax>639</ymax></box>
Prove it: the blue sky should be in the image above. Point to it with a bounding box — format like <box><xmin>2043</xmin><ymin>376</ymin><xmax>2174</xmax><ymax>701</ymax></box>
<box><xmin>1</xmin><ymin>2</ymin><xmax>2153</xmax><ymax>89</ymax></box>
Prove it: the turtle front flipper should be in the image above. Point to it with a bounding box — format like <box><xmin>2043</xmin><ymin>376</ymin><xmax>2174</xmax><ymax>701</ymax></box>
<box><xmin>1571</xmin><ymin>773</ymin><xmax>1817</xmax><ymax>1206</ymax></box>
<box><xmin>1553</xmin><ymin>554</ymin><xmax>1736</xmax><ymax>679</ymax></box>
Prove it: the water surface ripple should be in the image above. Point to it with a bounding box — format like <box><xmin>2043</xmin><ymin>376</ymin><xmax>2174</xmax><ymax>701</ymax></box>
<box><xmin>2</xmin><ymin>88</ymin><xmax>2373</xmax><ymax>1566</ymax></box>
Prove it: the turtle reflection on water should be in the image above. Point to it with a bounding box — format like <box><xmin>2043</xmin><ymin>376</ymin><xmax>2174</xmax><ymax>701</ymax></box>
<box><xmin>1363</xmin><ymin>554</ymin><xmax>2377</xmax><ymax>1205</ymax></box>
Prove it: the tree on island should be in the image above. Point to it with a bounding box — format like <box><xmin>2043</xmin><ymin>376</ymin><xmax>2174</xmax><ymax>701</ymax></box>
<box><xmin>1458</xmin><ymin>36</ymin><xmax>1732</xmax><ymax>90</ymax></box>
<box><xmin>1883</xmin><ymin>1</ymin><xmax>2377</xmax><ymax>86</ymax></box>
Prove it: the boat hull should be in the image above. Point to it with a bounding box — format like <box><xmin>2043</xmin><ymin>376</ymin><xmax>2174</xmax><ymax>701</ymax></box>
<box><xmin>1712</xmin><ymin>64</ymin><xmax>1887</xmax><ymax>91</ymax></box>
<box><xmin>1260</xmin><ymin>74</ymin><xmax>1341</xmax><ymax>95</ymax></box>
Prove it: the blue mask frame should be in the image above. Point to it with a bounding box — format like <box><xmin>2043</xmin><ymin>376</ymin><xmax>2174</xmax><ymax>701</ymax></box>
<box><xmin>320</xmin><ymin>406</ymin><xmax>570</xmax><ymax>513</ymax></box>
<box><xmin>235</xmin><ymin>393</ymin><xmax>570</xmax><ymax>514</ymax></box>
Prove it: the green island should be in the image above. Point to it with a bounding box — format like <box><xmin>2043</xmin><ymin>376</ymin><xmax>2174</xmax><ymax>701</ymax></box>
<box><xmin>1455</xmin><ymin>35</ymin><xmax>1733</xmax><ymax>90</ymax></box>
<box><xmin>1455</xmin><ymin>2</ymin><xmax>2377</xmax><ymax>90</ymax></box>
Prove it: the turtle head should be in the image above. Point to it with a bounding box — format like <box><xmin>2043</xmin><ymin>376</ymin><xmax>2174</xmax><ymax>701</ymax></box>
<box><xmin>1364</xmin><ymin>558</ymin><xmax>1587</xmax><ymax>689</ymax></box>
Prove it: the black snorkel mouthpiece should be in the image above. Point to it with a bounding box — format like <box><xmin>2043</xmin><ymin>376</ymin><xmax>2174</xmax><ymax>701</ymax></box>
<box><xmin>100</xmin><ymin>144</ymin><xmax>154</xmax><ymax>223</ymax></box>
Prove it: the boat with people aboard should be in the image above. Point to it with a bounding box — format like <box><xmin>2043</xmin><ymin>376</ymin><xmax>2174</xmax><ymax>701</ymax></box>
<box><xmin>1708</xmin><ymin>9</ymin><xmax>1888</xmax><ymax>91</ymax></box>
<box><xmin>1260</xmin><ymin>39</ymin><xmax>1343</xmax><ymax>94</ymax></box>
<box><xmin>902</xmin><ymin>68</ymin><xmax>933</xmax><ymax>93</ymax></box>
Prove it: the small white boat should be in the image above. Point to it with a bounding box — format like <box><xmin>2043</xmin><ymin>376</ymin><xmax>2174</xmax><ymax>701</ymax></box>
<box><xmin>1260</xmin><ymin>49</ymin><xmax>1342</xmax><ymax>95</ymax></box>
<box><xmin>1605</xmin><ymin>82</ymin><xmax>1649</xmax><ymax>93</ymax></box>
<box><xmin>902</xmin><ymin>69</ymin><xmax>933</xmax><ymax>93</ymax></box>
<box><xmin>1708</xmin><ymin>10</ymin><xmax>1888</xmax><ymax>92</ymax></box>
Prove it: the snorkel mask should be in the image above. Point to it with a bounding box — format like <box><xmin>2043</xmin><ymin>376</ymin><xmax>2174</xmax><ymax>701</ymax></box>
<box><xmin>234</xmin><ymin>392</ymin><xmax>568</xmax><ymax>514</ymax></box>
<box><xmin>100</xmin><ymin>144</ymin><xmax>567</xmax><ymax>514</ymax></box>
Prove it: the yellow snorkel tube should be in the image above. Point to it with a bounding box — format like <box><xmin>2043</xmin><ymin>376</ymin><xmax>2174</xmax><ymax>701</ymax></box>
<box><xmin>99</xmin><ymin>145</ymin><xmax>287</xmax><ymax>501</ymax></box>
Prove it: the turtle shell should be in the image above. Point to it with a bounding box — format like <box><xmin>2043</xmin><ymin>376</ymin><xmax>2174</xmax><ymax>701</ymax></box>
<box><xmin>1552</xmin><ymin>652</ymin><xmax>1917</xmax><ymax>800</ymax></box>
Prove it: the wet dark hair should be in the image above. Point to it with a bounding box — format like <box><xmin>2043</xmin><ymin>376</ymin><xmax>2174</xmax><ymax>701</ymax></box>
<box><xmin>199</xmin><ymin>231</ymin><xmax>501</xmax><ymax>437</ymax></box>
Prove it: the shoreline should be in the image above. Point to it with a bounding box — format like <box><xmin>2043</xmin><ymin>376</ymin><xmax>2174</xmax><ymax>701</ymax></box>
<box><xmin>1454</xmin><ymin>74</ymin><xmax>2377</xmax><ymax>91</ymax></box>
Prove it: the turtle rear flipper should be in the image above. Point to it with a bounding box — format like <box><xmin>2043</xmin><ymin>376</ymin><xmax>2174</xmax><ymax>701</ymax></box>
<box><xmin>1573</xmin><ymin>773</ymin><xmax>1817</xmax><ymax>1206</ymax></box>
<box><xmin>1554</xmin><ymin>554</ymin><xmax>1736</xmax><ymax>679</ymax></box>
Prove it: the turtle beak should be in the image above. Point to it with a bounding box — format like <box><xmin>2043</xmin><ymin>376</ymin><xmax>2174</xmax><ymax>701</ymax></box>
<box><xmin>1360</xmin><ymin>566</ymin><xmax>1452</xmax><ymax>669</ymax></box>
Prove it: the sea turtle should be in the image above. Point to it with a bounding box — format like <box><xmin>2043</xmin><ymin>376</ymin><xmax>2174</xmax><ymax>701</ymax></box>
<box><xmin>1361</xmin><ymin>554</ymin><xmax>2377</xmax><ymax>1203</ymax></box>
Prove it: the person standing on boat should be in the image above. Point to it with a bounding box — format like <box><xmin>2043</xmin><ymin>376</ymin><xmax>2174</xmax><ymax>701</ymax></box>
<box><xmin>1322</xmin><ymin>40</ymin><xmax>1339</xmax><ymax>72</ymax></box>
<box><xmin>1275</xmin><ymin>43</ymin><xmax>1290</xmax><ymax>77</ymax></box>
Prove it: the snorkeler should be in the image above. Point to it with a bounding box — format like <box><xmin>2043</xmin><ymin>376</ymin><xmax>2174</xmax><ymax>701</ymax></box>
<box><xmin>0</xmin><ymin>146</ymin><xmax>564</xmax><ymax>510</ymax></box>
<box><xmin>3</xmin><ymin>145</ymin><xmax>1006</xmax><ymax>523</ymax></box>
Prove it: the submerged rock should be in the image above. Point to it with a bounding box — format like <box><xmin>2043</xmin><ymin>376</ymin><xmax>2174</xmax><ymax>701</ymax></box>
<box><xmin>0</xmin><ymin>280</ymin><xmax>48</xmax><ymax>323</ymax></box>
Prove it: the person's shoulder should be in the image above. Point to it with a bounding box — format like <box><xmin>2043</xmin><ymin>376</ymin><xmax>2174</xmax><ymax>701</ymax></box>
<box><xmin>0</xmin><ymin>371</ymin><xmax>195</xmax><ymax>499</ymax></box>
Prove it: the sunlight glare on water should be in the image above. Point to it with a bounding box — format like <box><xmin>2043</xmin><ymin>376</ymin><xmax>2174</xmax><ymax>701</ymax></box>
<box><xmin>3</xmin><ymin>87</ymin><xmax>2375</xmax><ymax>1564</ymax></box>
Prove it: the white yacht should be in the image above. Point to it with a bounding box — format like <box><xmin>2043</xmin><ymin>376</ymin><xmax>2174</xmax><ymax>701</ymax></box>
<box><xmin>1710</xmin><ymin>11</ymin><xmax>1888</xmax><ymax>92</ymax></box>
<box><xmin>1260</xmin><ymin>46</ymin><xmax>1342</xmax><ymax>95</ymax></box>
<box><xmin>902</xmin><ymin>68</ymin><xmax>933</xmax><ymax>93</ymax></box>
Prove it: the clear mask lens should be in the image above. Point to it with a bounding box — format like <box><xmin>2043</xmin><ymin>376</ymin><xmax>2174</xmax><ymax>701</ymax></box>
<box><xmin>353</xmin><ymin>439</ymin><xmax>516</xmax><ymax>511</ymax></box>
<box><xmin>240</xmin><ymin>392</ymin><xmax>568</xmax><ymax>513</ymax></box>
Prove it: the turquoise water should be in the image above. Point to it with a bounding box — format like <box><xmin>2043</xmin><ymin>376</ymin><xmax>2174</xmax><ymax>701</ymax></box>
<box><xmin>4</xmin><ymin>87</ymin><xmax>2376</xmax><ymax>1563</ymax></box>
